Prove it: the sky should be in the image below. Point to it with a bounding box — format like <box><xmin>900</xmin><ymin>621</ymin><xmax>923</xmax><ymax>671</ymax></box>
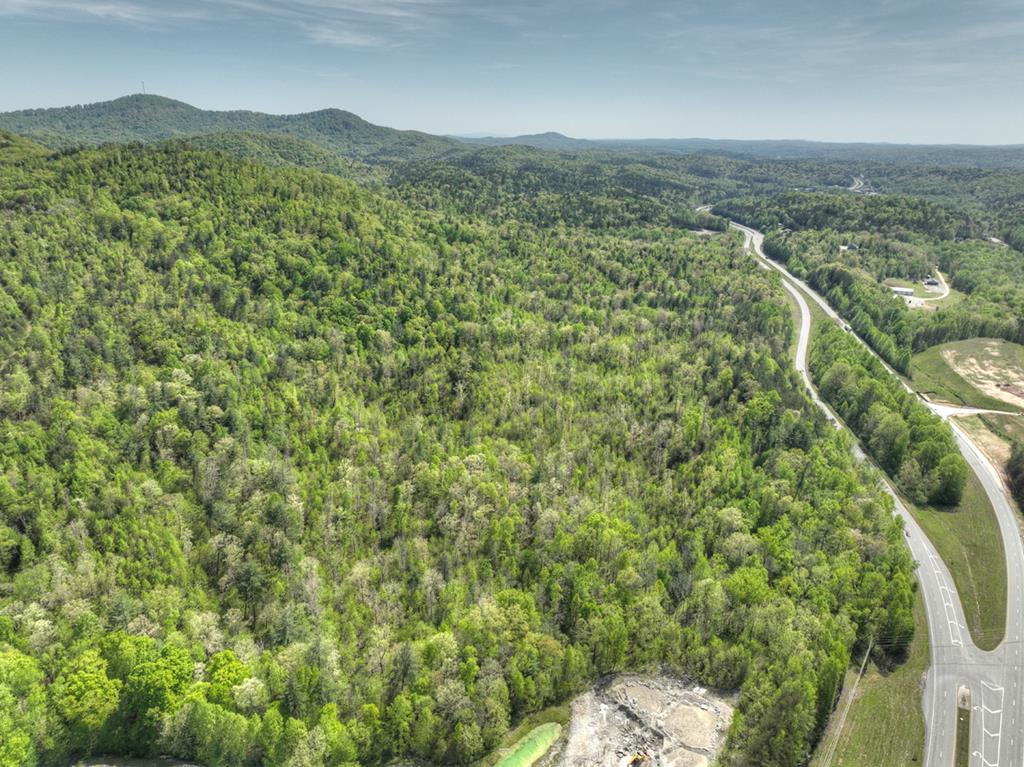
<box><xmin>1</xmin><ymin>0</ymin><xmax>1022</xmax><ymax>143</ymax></box>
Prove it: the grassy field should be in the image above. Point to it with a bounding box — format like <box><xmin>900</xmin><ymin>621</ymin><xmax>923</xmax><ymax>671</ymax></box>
<box><xmin>882</xmin><ymin>275</ymin><xmax>964</xmax><ymax>308</ymax></box>
<box><xmin>883</xmin><ymin>276</ymin><xmax>933</xmax><ymax>298</ymax></box>
<box><xmin>810</xmin><ymin>586</ymin><xmax>928</xmax><ymax>767</ymax></box>
<box><xmin>909</xmin><ymin>469</ymin><xmax>1006</xmax><ymax>650</ymax></box>
<box><xmin>800</xmin><ymin>284</ymin><xmax>833</xmax><ymax>328</ymax></box>
<box><xmin>911</xmin><ymin>339</ymin><xmax>1024</xmax><ymax>411</ymax></box>
<box><xmin>979</xmin><ymin>412</ymin><xmax>1024</xmax><ymax>444</ymax></box>
<box><xmin>477</xmin><ymin>705</ymin><xmax>570</xmax><ymax>767</ymax></box>
<box><xmin>955</xmin><ymin>706</ymin><xmax>971</xmax><ymax>767</ymax></box>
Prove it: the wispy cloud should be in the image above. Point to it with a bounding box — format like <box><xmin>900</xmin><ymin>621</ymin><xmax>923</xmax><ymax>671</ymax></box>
<box><xmin>4</xmin><ymin>0</ymin><xmax>1024</xmax><ymax>62</ymax></box>
<box><xmin>957</xmin><ymin>18</ymin><xmax>1024</xmax><ymax>42</ymax></box>
<box><xmin>287</xmin><ymin>0</ymin><xmax>451</xmax><ymax>48</ymax></box>
<box><xmin>644</xmin><ymin>0</ymin><xmax>1024</xmax><ymax>89</ymax></box>
<box><xmin>302</xmin><ymin>23</ymin><xmax>386</xmax><ymax>48</ymax></box>
<box><xmin>0</xmin><ymin>0</ymin><xmax>207</xmax><ymax>23</ymax></box>
<box><xmin>0</xmin><ymin>0</ymin><xmax>460</xmax><ymax>46</ymax></box>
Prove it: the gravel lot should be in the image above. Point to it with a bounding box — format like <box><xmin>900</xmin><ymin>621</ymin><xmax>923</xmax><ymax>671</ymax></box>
<box><xmin>552</xmin><ymin>674</ymin><xmax>733</xmax><ymax>767</ymax></box>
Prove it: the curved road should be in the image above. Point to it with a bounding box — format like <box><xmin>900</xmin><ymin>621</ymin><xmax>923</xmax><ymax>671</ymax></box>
<box><xmin>731</xmin><ymin>221</ymin><xmax>1024</xmax><ymax>767</ymax></box>
<box><xmin>921</xmin><ymin>271</ymin><xmax>951</xmax><ymax>302</ymax></box>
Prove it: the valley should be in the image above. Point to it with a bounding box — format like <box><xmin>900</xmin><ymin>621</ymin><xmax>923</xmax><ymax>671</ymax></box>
<box><xmin>1</xmin><ymin>90</ymin><xmax>1023</xmax><ymax>767</ymax></box>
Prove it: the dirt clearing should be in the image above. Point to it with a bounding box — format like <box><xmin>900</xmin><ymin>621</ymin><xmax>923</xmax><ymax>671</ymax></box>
<box><xmin>551</xmin><ymin>674</ymin><xmax>733</xmax><ymax>767</ymax></box>
<box><xmin>958</xmin><ymin>416</ymin><xmax>1014</xmax><ymax>480</ymax></box>
<box><xmin>939</xmin><ymin>339</ymin><xmax>1024</xmax><ymax>410</ymax></box>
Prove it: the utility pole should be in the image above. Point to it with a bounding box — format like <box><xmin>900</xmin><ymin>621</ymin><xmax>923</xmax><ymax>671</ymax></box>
<box><xmin>819</xmin><ymin>639</ymin><xmax>873</xmax><ymax>767</ymax></box>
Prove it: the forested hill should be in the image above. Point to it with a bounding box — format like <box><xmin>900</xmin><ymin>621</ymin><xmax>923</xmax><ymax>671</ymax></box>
<box><xmin>0</xmin><ymin>138</ymin><xmax>914</xmax><ymax>767</ymax></box>
<box><xmin>161</xmin><ymin>132</ymin><xmax>387</xmax><ymax>186</ymax></box>
<box><xmin>0</xmin><ymin>94</ymin><xmax>461</xmax><ymax>163</ymax></box>
<box><xmin>0</xmin><ymin>129</ymin><xmax>49</xmax><ymax>163</ymax></box>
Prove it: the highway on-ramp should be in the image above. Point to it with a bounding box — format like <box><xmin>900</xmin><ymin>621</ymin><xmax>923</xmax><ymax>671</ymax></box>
<box><xmin>730</xmin><ymin>220</ymin><xmax>1024</xmax><ymax>767</ymax></box>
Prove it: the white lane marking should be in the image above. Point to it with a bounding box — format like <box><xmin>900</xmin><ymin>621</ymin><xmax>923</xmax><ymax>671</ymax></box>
<box><xmin>982</xmin><ymin>682</ymin><xmax>1004</xmax><ymax>767</ymax></box>
<box><xmin>930</xmin><ymin>553</ymin><xmax>963</xmax><ymax>647</ymax></box>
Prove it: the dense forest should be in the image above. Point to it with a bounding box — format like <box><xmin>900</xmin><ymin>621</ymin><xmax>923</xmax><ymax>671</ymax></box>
<box><xmin>3</xmin><ymin>94</ymin><xmax>1023</xmax><ymax>767</ymax></box>
<box><xmin>1009</xmin><ymin>442</ymin><xmax>1024</xmax><ymax>510</ymax></box>
<box><xmin>845</xmin><ymin>163</ymin><xmax>1024</xmax><ymax>246</ymax></box>
<box><xmin>809</xmin><ymin>326</ymin><xmax>968</xmax><ymax>505</ymax></box>
<box><xmin>0</xmin><ymin>129</ymin><xmax>921</xmax><ymax>767</ymax></box>
<box><xmin>163</xmin><ymin>133</ymin><xmax>387</xmax><ymax>187</ymax></box>
<box><xmin>714</xmin><ymin>192</ymin><xmax>981</xmax><ymax>241</ymax></box>
<box><xmin>391</xmin><ymin>147</ymin><xmax>732</xmax><ymax>231</ymax></box>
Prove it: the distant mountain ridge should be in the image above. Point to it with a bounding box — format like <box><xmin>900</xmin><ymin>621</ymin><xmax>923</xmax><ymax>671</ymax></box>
<box><xmin>0</xmin><ymin>94</ymin><xmax>461</xmax><ymax>163</ymax></box>
<box><xmin>3</xmin><ymin>94</ymin><xmax>1023</xmax><ymax>169</ymax></box>
<box><xmin>458</xmin><ymin>133</ymin><xmax>1024</xmax><ymax>169</ymax></box>
<box><xmin>456</xmin><ymin>131</ymin><xmax>584</xmax><ymax>150</ymax></box>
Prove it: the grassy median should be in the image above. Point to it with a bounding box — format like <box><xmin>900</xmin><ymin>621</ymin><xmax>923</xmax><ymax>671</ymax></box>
<box><xmin>909</xmin><ymin>468</ymin><xmax>1006</xmax><ymax>650</ymax></box>
<box><xmin>955</xmin><ymin>706</ymin><xmax>971</xmax><ymax>767</ymax></box>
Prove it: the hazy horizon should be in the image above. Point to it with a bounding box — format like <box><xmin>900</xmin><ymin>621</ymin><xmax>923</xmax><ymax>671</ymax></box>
<box><xmin>1</xmin><ymin>0</ymin><xmax>1023</xmax><ymax>144</ymax></box>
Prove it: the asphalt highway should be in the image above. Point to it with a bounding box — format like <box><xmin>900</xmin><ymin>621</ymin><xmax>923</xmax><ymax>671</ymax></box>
<box><xmin>730</xmin><ymin>220</ymin><xmax>1024</xmax><ymax>767</ymax></box>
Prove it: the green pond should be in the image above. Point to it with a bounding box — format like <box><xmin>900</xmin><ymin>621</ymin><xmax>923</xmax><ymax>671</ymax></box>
<box><xmin>494</xmin><ymin>722</ymin><xmax>562</xmax><ymax>767</ymax></box>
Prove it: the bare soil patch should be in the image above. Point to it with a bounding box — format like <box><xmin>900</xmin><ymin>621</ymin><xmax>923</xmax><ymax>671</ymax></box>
<box><xmin>553</xmin><ymin>674</ymin><xmax>733</xmax><ymax>767</ymax></box>
<box><xmin>941</xmin><ymin>340</ymin><xmax>1024</xmax><ymax>410</ymax></box>
<box><xmin>905</xmin><ymin>297</ymin><xmax>937</xmax><ymax>311</ymax></box>
<box><xmin>958</xmin><ymin>416</ymin><xmax>1013</xmax><ymax>482</ymax></box>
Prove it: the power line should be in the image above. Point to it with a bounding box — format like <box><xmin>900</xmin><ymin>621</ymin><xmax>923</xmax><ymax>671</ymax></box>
<box><xmin>820</xmin><ymin>639</ymin><xmax>873</xmax><ymax>767</ymax></box>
